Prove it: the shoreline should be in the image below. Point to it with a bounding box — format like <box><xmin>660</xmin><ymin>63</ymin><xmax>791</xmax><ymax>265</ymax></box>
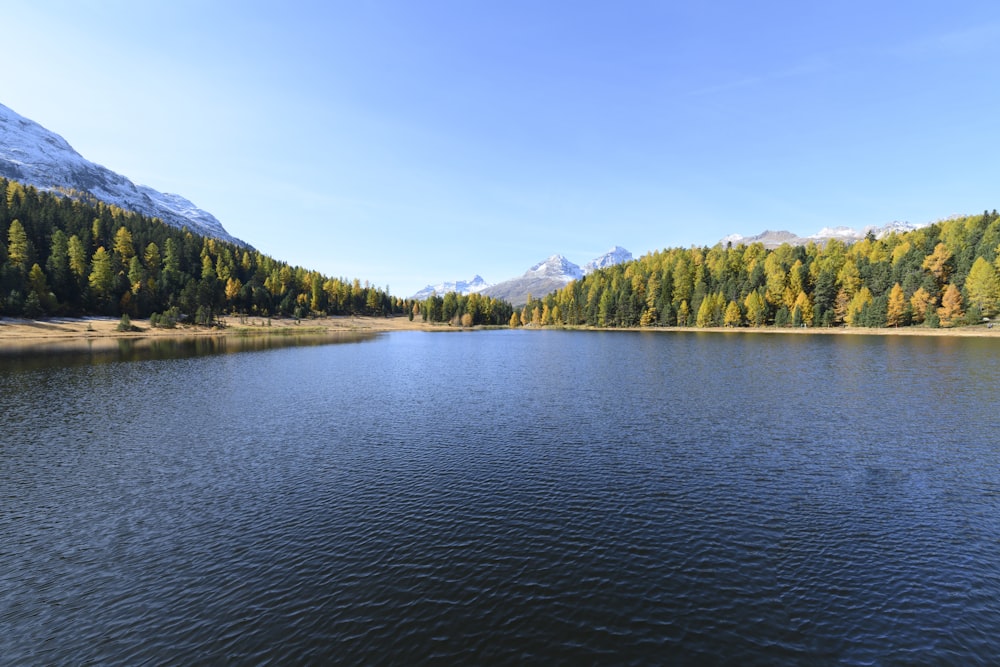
<box><xmin>1</xmin><ymin>315</ymin><xmax>998</xmax><ymax>351</ymax></box>
<box><xmin>566</xmin><ymin>323</ymin><xmax>1000</xmax><ymax>337</ymax></box>
<box><xmin>0</xmin><ymin>315</ymin><xmax>438</xmax><ymax>354</ymax></box>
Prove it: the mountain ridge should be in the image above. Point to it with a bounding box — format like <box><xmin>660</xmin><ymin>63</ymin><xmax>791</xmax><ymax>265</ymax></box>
<box><xmin>412</xmin><ymin>247</ymin><xmax>634</xmax><ymax>305</ymax></box>
<box><xmin>480</xmin><ymin>247</ymin><xmax>633</xmax><ymax>306</ymax></box>
<box><xmin>720</xmin><ymin>221</ymin><xmax>930</xmax><ymax>249</ymax></box>
<box><xmin>0</xmin><ymin>102</ymin><xmax>243</xmax><ymax>245</ymax></box>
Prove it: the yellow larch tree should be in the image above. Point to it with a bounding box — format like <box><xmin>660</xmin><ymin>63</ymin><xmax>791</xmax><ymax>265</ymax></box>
<box><xmin>937</xmin><ymin>284</ymin><xmax>964</xmax><ymax>327</ymax></box>
<box><xmin>886</xmin><ymin>283</ymin><xmax>906</xmax><ymax>327</ymax></box>
<box><xmin>909</xmin><ymin>287</ymin><xmax>934</xmax><ymax>324</ymax></box>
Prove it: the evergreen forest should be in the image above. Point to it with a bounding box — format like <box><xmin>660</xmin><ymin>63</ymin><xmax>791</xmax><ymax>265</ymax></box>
<box><xmin>0</xmin><ymin>177</ymin><xmax>513</xmax><ymax>327</ymax></box>
<box><xmin>4</xmin><ymin>175</ymin><xmax>999</xmax><ymax>332</ymax></box>
<box><xmin>517</xmin><ymin>210</ymin><xmax>1000</xmax><ymax>330</ymax></box>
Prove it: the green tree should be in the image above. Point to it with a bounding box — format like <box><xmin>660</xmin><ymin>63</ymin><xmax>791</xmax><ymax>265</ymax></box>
<box><xmin>6</xmin><ymin>219</ymin><xmax>30</xmax><ymax>273</ymax></box>
<box><xmin>143</xmin><ymin>242</ymin><xmax>162</xmax><ymax>281</ymax></box>
<box><xmin>88</xmin><ymin>247</ymin><xmax>115</xmax><ymax>308</ymax></box>
<box><xmin>128</xmin><ymin>256</ymin><xmax>145</xmax><ymax>295</ymax></box>
<box><xmin>68</xmin><ymin>235</ymin><xmax>89</xmax><ymax>280</ymax></box>
<box><xmin>113</xmin><ymin>226</ymin><xmax>135</xmax><ymax>265</ymax></box>
<box><xmin>27</xmin><ymin>263</ymin><xmax>55</xmax><ymax>313</ymax></box>
<box><xmin>46</xmin><ymin>229</ymin><xmax>70</xmax><ymax>298</ymax></box>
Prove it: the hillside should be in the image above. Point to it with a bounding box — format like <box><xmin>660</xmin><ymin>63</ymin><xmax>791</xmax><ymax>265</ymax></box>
<box><xmin>0</xmin><ymin>177</ymin><xmax>401</xmax><ymax>322</ymax></box>
<box><xmin>517</xmin><ymin>211</ymin><xmax>1000</xmax><ymax>330</ymax></box>
<box><xmin>0</xmin><ymin>102</ymin><xmax>242</xmax><ymax>245</ymax></box>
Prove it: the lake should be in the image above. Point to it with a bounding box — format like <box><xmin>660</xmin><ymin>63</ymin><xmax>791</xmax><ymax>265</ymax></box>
<box><xmin>2</xmin><ymin>329</ymin><xmax>999</xmax><ymax>664</ymax></box>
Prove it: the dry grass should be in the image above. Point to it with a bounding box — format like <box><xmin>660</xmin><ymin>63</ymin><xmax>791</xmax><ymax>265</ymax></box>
<box><xmin>2</xmin><ymin>315</ymin><xmax>998</xmax><ymax>353</ymax></box>
<box><xmin>0</xmin><ymin>315</ymin><xmax>439</xmax><ymax>353</ymax></box>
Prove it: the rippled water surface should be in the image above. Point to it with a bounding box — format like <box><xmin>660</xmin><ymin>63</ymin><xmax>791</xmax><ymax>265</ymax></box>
<box><xmin>3</xmin><ymin>330</ymin><xmax>1000</xmax><ymax>664</ymax></box>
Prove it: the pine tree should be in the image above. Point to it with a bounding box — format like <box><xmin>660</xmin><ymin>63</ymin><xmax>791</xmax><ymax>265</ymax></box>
<box><xmin>46</xmin><ymin>230</ymin><xmax>70</xmax><ymax>297</ymax></box>
<box><xmin>27</xmin><ymin>263</ymin><xmax>55</xmax><ymax>313</ymax></box>
<box><xmin>68</xmin><ymin>235</ymin><xmax>88</xmax><ymax>279</ymax></box>
<box><xmin>6</xmin><ymin>219</ymin><xmax>30</xmax><ymax>273</ymax></box>
<box><xmin>88</xmin><ymin>247</ymin><xmax>115</xmax><ymax>308</ymax></box>
<box><xmin>113</xmin><ymin>227</ymin><xmax>135</xmax><ymax>266</ymax></box>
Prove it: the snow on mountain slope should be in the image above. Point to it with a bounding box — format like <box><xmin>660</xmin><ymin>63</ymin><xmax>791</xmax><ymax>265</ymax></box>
<box><xmin>0</xmin><ymin>102</ymin><xmax>242</xmax><ymax>245</ymax></box>
<box><xmin>411</xmin><ymin>275</ymin><xmax>492</xmax><ymax>300</ymax></box>
<box><xmin>527</xmin><ymin>254</ymin><xmax>584</xmax><ymax>282</ymax></box>
<box><xmin>584</xmin><ymin>246</ymin><xmax>633</xmax><ymax>274</ymax></box>
<box><xmin>479</xmin><ymin>248</ymin><xmax>632</xmax><ymax>306</ymax></box>
<box><xmin>722</xmin><ymin>222</ymin><xmax>930</xmax><ymax>249</ymax></box>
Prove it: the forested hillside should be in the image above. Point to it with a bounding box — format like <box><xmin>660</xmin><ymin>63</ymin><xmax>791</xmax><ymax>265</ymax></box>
<box><xmin>0</xmin><ymin>177</ymin><xmax>513</xmax><ymax>326</ymax></box>
<box><xmin>520</xmin><ymin>211</ymin><xmax>1000</xmax><ymax>329</ymax></box>
<box><xmin>8</xmin><ymin>173</ymin><xmax>992</xmax><ymax>332</ymax></box>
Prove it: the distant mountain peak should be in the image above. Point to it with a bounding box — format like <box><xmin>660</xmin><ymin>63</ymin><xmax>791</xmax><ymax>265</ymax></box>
<box><xmin>478</xmin><ymin>246</ymin><xmax>631</xmax><ymax>306</ymax></box>
<box><xmin>721</xmin><ymin>222</ymin><xmax>929</xmax><ymax>249</ymax></box>
<box><xmin>0</xmin><ymin>101</ymin><xmax>243</xmax><ymax>245</ymax></box>
<box><xmin>416</xmin><ymin>246</ymin><xmax>632</xmax><ymax>306</ymax></box>
<box><xmin>528</xmin><ymin>254</ymin><xmax>583</xmax><ymax>281</ymax></box>
<box><xmin>584</xmin><ymin>246</ymin><xmax>633</xmax><ymax>274</ymax></box>
<box><xmin>410</xmin><ymin>275</ymin><xmax>492</xmax><ymax>300</ymax></box>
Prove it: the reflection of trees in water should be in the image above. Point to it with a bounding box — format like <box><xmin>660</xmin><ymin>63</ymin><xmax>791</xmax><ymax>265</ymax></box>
<box><xmin>0</xmin><ymin>332</ymin><xmax>380</xmax><ymax>371</ymax></box>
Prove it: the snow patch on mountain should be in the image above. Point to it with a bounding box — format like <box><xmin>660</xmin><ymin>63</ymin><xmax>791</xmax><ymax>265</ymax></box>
<box><xmin>584</xmin><ymin>246</ymin><xmax>633</xmax><ymax>274</ymax></box>
<box><xmin>411</xmin><ymin>275</ymin><xmax>492</xmax><ymax>300</ymax></box>
<box><xmin>0</xmin><ymin>101</ymin><xmax>243</xmax><ymax>245</ymax></box>
<box><xmin>722</xmin><ymin>222</ymin><xmax>931</xmax><ymax>249</ymax></box>
<box><xmin>528</xmin><ymin>254</ymin><xmax>584</xmax><ymax>282</ymax></box>
<box><xmin>477</xmin><ymin>247</ymin><xmax>632</xmax><ymax>306</ymax></box>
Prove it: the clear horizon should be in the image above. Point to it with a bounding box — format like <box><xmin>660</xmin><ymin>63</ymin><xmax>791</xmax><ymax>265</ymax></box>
<box><xmin>4</xmin><ymin>1</ymin><xmax>999</xmax><ymax>296</ymax></box>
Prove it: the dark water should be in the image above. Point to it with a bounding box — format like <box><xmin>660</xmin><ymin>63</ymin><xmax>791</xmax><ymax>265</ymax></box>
<box><xmin>2</xmin><ymin>330</ymin><xmax>1000</xmax><ymax>665</ymax></box>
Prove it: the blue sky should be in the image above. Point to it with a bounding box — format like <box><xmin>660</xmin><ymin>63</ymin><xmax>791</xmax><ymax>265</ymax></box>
<box><xmin>4</xmin><ymin>1</ymin><xmax>999</xmax><ymax>297</ymax></box>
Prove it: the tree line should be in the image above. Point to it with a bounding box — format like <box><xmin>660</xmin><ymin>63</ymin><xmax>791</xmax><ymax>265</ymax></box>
<box><xmin>9</xmin><ymin>173</ymin><xmax>993</xmax><ymax>331</ymax></box>
<box><xmin>523</xmin><ymin>211</ymin><xmax>1000</xmax><ymax>329</ymax></box>
<box><xmin>0</xmin><ymin>177</ymin><xmax>408</xmax><ymax>323</ymax></box>
<box><xmin>414</xmin><ymin>291</ymin><xmax>515</xmax><ymax>327</ymax></box>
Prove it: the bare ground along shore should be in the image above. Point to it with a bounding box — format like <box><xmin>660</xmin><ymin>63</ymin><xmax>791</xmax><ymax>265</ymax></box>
<box><xmin>0</xmin><ymin>315</ymin><xmax>438</xmax><ymax>355</ymax></box>
<box><xmin>1</xmin><ymin>315</ymin><xmax>998</xmax><ymax>353</ymax></box>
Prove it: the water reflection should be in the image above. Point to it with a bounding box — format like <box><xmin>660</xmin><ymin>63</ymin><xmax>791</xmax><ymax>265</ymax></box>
<box><xmin>0</xmin><ymin>331</ymin><xmax>380</xmax><ymax>371</ymax></box>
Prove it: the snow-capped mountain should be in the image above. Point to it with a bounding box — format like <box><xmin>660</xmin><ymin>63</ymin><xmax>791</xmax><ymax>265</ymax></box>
<box><xmin>527</xmin><ymin>254</ymin><xmax>584</xmax><ymax>282</ymax></box>
<box><xmin>411</xmin><ymin>275</ymin><xmax>492</xmax><ymax>300</ymax></box>
<box><xmin>584</xmin><ymin>246</ymin><xmax>633</xmax><ymax>274</ymax></box>
<box><xmin>0</xmin><ymin>102</ymin><xmax>243</xmax><ymax>245</ymax></box>
<box><xmin>481</xmin><ymin>248</ymin><xmax>631</xmax><ymax>306</ymax></box>
<box><xmin>721</xmin><ymin>222</ymin><xmax>930</xmax><ymax>249</ymax></box>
